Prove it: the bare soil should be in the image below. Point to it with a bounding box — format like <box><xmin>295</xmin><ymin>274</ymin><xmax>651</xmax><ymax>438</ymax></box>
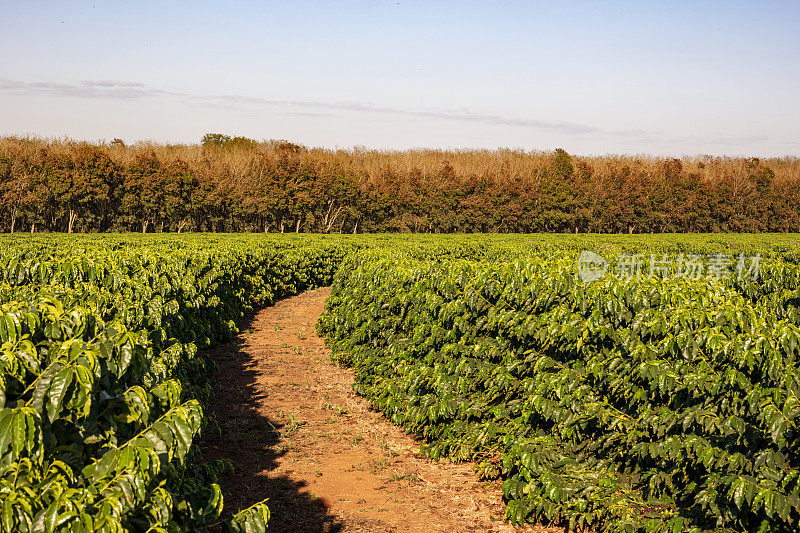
<box><xmin>201</xmin><ymin>287</ymin><xmax>561</xmax><ymax>533</ymax></box>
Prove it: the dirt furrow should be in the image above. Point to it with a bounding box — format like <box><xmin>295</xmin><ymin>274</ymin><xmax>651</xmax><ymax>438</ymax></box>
<box><xmin>201</xmin><ymin>287</ymin><xmax>557</xmax><ymax>532</ymax></box>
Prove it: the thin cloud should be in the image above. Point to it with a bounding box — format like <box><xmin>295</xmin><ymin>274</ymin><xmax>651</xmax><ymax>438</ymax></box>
<box><xmin>84</xmin><ymin>80</ymin><xmax>148</xmax><ymax>88</ymax></box>
<box><xmin>0</xmin><ymin>78</ymin><xmax>182</xmax><ymax>100</ymax></box>
<box><xmin>204</xmin><ymin>94</ymin><xmax>598</xmax><ymax>135</ymax></box>
<box><xmin>281</xmin><ymin>111</ymin><xmax>338</xmax><ymax>118</ymax></box>
<box><xmin>0</xmin><ymin>78</ymin><xmax>796</xmax><ymax>151</ymax></box>
<box><xmin>607</xmin><ymin>129</ymin><xmax>652</xmax><ymax>138</ymax></box>
<box><xmin>0</xmin><ymin>78</ymin><xmax>597</xmax><ymax>136</ymax></box>
<box><xmin>605</xmin><ymin>129</ymin><xmax>777</xmax><ymax>150</ymax></box>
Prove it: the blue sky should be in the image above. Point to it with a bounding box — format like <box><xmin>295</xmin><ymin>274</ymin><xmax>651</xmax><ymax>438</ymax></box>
<box><xmin>1</xmin><ymin>1</ymin><xmax>798</xmax><ymax>156</ymax></box>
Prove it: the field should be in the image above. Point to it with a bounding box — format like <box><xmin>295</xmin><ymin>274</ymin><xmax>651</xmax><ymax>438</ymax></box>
<box><xmin>1</xmin><ymin>233</ymin><xmax>799</xmax><ymax>532</ymax></box>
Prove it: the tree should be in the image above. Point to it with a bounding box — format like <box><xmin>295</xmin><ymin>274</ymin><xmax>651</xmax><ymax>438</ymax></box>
<box><xmin>43</xmin><ymin>144</ymin><xmax>113</xmax><ymax>233</ymax></box>
<box><xmin>120</xmin><ymin>151</ymin><xmax>165</xmax><ymax>232</ymax></box>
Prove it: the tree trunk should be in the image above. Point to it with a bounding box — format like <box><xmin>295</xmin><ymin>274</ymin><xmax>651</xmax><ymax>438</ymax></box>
<box><xmin>30</xmin><ymin>222</ymin><xmax>35</xmax><ymax>233</ymax></box>
<box><xmin>142</xmin><ymin>220</ymin><xmax>149</xmax><ymax>233</ymax></box>
<box><xmin>324</xmin><ymin>206</ymin><xmax>343</xmax><ymax>233</ymax></box>
<box><xmin>322</xmin><ymin>201</ymin><xmax>344</xmax><ymax>233</ymax></box>
<box><xmin>323</xmin><ymin>201</ymin><xmax>333</xmax><ymax>230</ymax></box>
<box><xmin>68</xmin><ymin>210</ymin><xmax>77</xmax><ymax>234</ymax></box>
<box><xmin>10</xmin><ymin>216</ymin><xmax>15</xmax><ymax>234</ymax></box>
<box><xmin>177</xmin><ymin>220</ymin><xmax>187</xmax><ymax>233</ymax></box>
<box><xmin>295</xmin><ymin>217</ymin><xmax>302</xmax><ymax>233</ymax></box>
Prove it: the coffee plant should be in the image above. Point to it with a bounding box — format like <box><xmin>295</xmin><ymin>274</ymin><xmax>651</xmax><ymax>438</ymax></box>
<box><xmin>0</xmin><ymin>235</ymin><xmax>351</xmax><ymax>532</ymax></box>
<box><xmin>1</xmin><ymin>232</ymin><xmax>796</xmax><ymax>531</ymax></box>
<box><xmin>319</xmin><ymin>245</ymin><xmax>800</xmax><ymax>532</ymax></box>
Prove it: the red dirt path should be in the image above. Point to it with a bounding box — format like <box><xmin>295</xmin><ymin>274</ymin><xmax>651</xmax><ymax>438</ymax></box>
<box><xmin>201</xmin><ymin>287</ymin><xmax>561</xmax><ymax>532</ymax></box>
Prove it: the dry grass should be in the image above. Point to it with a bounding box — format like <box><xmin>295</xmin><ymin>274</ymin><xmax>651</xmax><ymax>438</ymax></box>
<box><xmin>3</xmin><ymin>134</ymin><xmax>798</xmax><ymax>188</ymax></box>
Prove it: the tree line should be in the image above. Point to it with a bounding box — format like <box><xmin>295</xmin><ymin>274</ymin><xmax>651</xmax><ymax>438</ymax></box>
<box><xmin>0</xmin><ymin>134</ymin><xmax>798</xmax><ymax>233</ymax></box>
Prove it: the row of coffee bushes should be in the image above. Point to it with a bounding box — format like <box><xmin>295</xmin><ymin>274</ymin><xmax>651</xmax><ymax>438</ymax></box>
<box><xmin>319</xmin><ymin>247</ymin><xmax>800</xmax><ymax>532</ymax></box>
<box><xmin>0</xmin><ymin>235</ymin><xmax>352</xmax><ymax>532</ymax></box>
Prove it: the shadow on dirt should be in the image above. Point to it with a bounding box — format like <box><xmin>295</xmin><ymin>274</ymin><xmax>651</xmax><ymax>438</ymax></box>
<box><xmin>198</xmin><ymin>312</ymin><xmax>344</xmax><ymax>533</ymax></box>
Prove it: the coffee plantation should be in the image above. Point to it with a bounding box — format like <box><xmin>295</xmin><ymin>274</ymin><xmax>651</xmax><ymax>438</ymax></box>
<box><xmin>1</xmin><ymin>233</ymin><xmax>798</xmax><ymax>532</ymax></box>
<box><xmin>0</xmin><ymin>234</ymin><xmax>350</xmax><ymax>532</ymax></box>
<box><xmin>319</xmin><ymin>236</ymin><xmax>800</xmax><ymax>532</ymax></box>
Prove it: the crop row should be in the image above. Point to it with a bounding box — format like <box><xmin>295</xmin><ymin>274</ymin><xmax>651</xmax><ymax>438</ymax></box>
<box><xmin>0</xmin><ymin>237</ymin><xmax>351</xmax><ymax>532</ymax></box>
<box><xmin>319</xmin><ymin>249</ymin><xmax>800</xmax><ymax>532</ymax></box>
<box><xmin>1</xmin><ymin>233</ymin><xmax>797</xmax><ymax>532</ymax></box>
